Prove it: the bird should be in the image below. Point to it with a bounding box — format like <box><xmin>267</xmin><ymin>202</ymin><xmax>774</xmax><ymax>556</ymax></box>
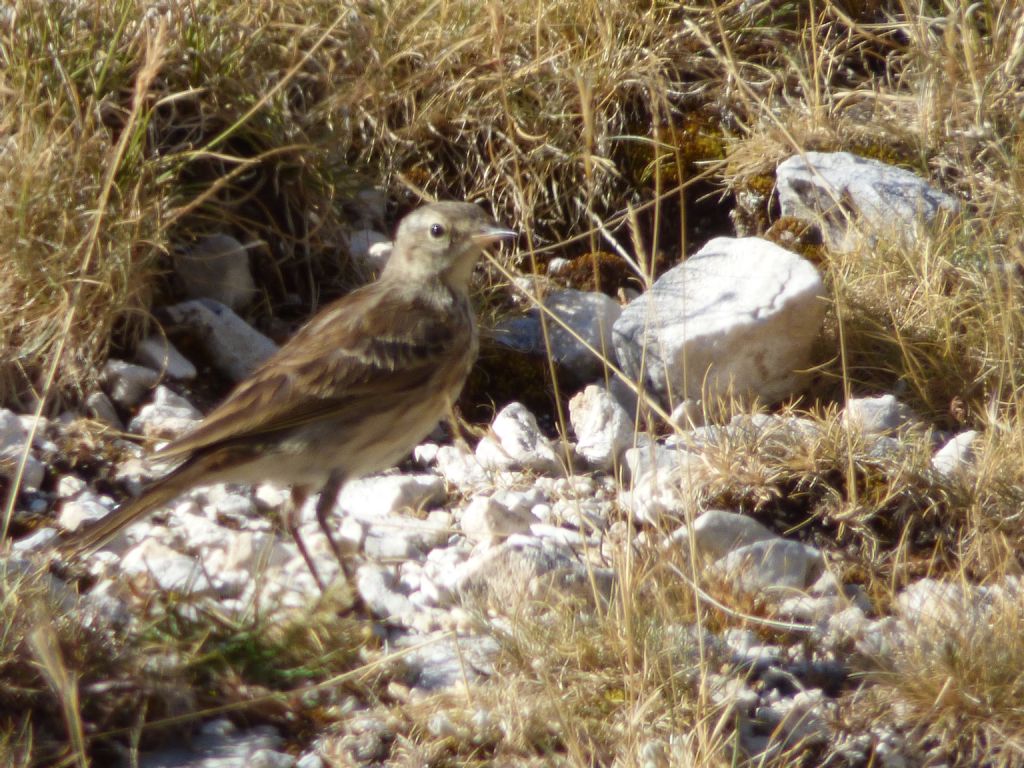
<box><xmin>58</xmin><ymin>201</ymin><xmax>517</xmax><ymax>589</ymax></box>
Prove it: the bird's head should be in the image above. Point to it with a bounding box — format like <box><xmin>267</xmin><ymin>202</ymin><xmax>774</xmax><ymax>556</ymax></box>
<box><xmin>383</xmin><ymin>202</ymin><xmax>517</xmax><ymax>290</ymax></box>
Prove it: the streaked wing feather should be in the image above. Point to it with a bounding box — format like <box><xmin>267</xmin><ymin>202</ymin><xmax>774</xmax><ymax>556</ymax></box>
<box><xmin>158</xmin><ymin>284</ymin><xmax>468</xmax><ymax>460</ymax></box>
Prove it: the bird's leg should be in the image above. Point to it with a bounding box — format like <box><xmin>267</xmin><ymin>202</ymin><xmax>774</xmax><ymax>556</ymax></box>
<box><xmin>314</xmin><ymin>470</ymin><xmax>354</xmax><ymax>581</ymax></box>
<box><xmin>446</xmin><ymin>400</ymin><xmax>472</xmax><ymax>454</ymax></box>
<box><xmin>285</xmin><ymin>486</ymin><xmax>326</xmax><ymax>592</ymax></box>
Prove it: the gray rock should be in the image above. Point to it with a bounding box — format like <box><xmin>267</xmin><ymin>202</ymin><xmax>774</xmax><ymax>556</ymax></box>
<box><xmin>708</xmin><ymin>539</ymin><xmax>824</xmax><ymax>598</ymax></box>
<box><xmin>493</xmin><ymin>289</ymin><xmax>621</xmax><ymax>381</ymax></box>
<box><xmin>347</xmin><ymin>229</ymin><xmax>392</xmax><ymax>271</ymax></box>
<box><xmin>136</xmin><ymin>335</ymin><xmax>198</xmax><ymax>380</ymax></box>
<box><xmin>543</xmin><ymin>289</ymin><xmax>621</xmax><ymax>379</ymax></box>
<box><xmin>445</xmin><ymin>537</ymin><xmax>615</xmax><ymax>610</ymax></box>
<box><xmin>85</xmin><ymin>391</ymin><xmax>123</xmax><ymax>429</ymax></box>
<box><xmin>102</xmin><ymin>358</ymin><xmax>160</xmax><ymax>407</ymax></box>
<box><xmin>841</xmin><ymin>394</ymin><xmax>915</xmax><ymax>435</ymax></box>
<box><xmin>174</xmin><ymin>234</ymin><xmax>257</xmax><ymax>310</ymax></box>
<box><xmin>931</xmin><ymin>429</ymin><xmax>979</xmax><ymax>477</ymax></box>
<box><xmin>139</xmin><ymin>719</ymin><xmax>284</xmax><ymax>768</ymax></box>
<box><xmin>613</xmin><ymin>237</ymin><xmax>825</xmax><ymax>409</ymax></box>
<box><xmin>0</xmin><ymin>411</ymin><xmax>45</xmax><ymax>491</ymax></box>
<box><xmin>569</xmin><ymin>384</ymin><xmax>634</xmax><ymax>470</ymax></box>
<box><xmin>164</xmin><ymin>299</ymin><xmax>278</xmax><ymax>382</ymax></box>
<box><xmin>476</xmin><ymin>402</ymin><xmax>563</xmax><ymax>475</ymax></box>
<box><xmin>393</xmin><ymin>631</ymin><xmax>500</xmax><ymax>693</ymax></box>
<box><xmin>776</xmin><ymin>151</ymin><xmax>959</xmax><ymax>251</ymax></box>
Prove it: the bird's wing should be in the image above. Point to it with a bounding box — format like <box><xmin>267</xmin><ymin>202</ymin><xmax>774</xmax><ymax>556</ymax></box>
<box><xmin>157</xmin><ymin>282</ymin><xmax>470</xmax><ymax>460</ymax></box>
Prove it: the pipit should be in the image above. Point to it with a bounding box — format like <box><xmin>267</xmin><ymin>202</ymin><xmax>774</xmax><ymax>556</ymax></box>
<box><xmin>59</xmin><ymin>202</ymin><xmax>516</xmax><ymax>588</ymax></box>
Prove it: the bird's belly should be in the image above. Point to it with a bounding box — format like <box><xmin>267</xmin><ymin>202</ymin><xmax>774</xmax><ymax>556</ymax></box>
<box><xmin>229</xmin><ymin>389</ymin><xmax>454</xmax><ymax>488</ymax></box>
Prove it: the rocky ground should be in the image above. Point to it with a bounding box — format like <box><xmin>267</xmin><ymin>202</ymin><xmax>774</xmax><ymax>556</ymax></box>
<box><xmin>6</xmin><ymin>151</ymin><xmax>1009</xmax><ymax>766</ymax></box>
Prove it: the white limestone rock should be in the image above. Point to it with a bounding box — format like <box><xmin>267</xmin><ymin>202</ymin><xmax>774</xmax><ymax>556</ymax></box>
<box><xmin>121</xmin><ymin>539</ymin><xmax>214</xmax><ymax>595</ymax></box>
<box><xmin>776</xmin><ymin>151</ymin><xmax>959</xmax><ymax>252</ymax></box>
<box><xmin>708</xmin><ymin>539</ymin><xmax>824</xmax><ymax>598</ymax></box>
<box><xmin>135</xmin><ymin>335</ymin><xmax>197</xmax><ymax>380</ymax></box>
<box><xmin>356</xmin><ymin>563</ymin><xmax>417</xmax><ymax>622</ymax></box>
<box><xmin>58</xmin><ymin>493</ymin><xmax>113</xmax><ymax>533</ymax></box>
<box><xmin>894</xmin><ymin>578</ymin><xmax>991</xmax><ymax>631</ymax></box>
<box><xmin>129</xmin><ymin>385</ymin><xmax>202</xmax><ymax>439</ymax></box>
<box><xmin>758</xmin><ymin>689</ymin><xmax>832</xmax><ymax>748</ymax></box>
<box><xmin>931</xmin><ymin>429</ymin><xmax>980</xmax><ymax>478</ymax></box>
<box><xmin>459</xmin><ymin>495</ymin><xmax>537</xmax><ymax>543</ymax></box>
<box><xmin>443</xmin><ymin>537</ymin><xmax>615</xmax><ymax>609</ymax></box>
<box><xmin>569</xmin><ymin>384</ymin><xmax>634</xmax><ymax>470</ymax></box>
<box><xmin>671</xmin><ymin>509</ymin><xmax>778</xmax><ymax>562</ymax></box>
<box><xmin>164</xmin><ymin>299</ymin><xmax>278</xmax><ymax>382</ymax></box>
<box><xmin>476</xmin><ymin>402</ymin><xmax>563</xmax><ymax>475</ymax></box>
<box><xmin>173</xmin><ymin>233</ymin><xmax>257</xmax><ymax>310</ymax></box>
<box><xmin>433</xmin><ymin>445</ymin><xmax>492</xmax><ymax>490</ymax></box>
<box><xmin>337</xmin><ymin>474</ymin><xmax>446</xmax><ymax>520</ymax></box>
<box><xmin>362</xmin><ymin>510</ymin><xmax>451</xmax><ymax>560</ymax></box>
<box><xmin>620</xmin><ymin>443</ymin><xmax>707</xmax><ymax>524</ymax></box>
<box><xmin>138</xmin><ymin>719</ymin><xmax>285</xmax><ymax>768</ymax></box>
<box><xmin>841</xmin><ymin>394</ymin><xmax>915</xmax><ymax>435</ymax></box>
<box><xmin>613</xmin><ymin>237</ymin><xmax>825</xmax><ymax>408</ymax></box>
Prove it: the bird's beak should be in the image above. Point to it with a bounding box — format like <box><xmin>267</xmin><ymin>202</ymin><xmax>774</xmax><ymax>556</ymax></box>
<box><xmin>472</xmin><ymin>225</ymin><xmax>518</xmax><ymax>247</ymax></box>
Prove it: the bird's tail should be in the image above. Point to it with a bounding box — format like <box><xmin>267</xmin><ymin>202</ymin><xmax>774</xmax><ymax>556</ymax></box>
<box><xmin>56</xmin><ymin>461</ymin><xmax>204</xmax><ymax>559</ymax></box>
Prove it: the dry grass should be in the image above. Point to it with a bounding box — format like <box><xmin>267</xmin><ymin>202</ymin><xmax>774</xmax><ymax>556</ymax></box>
<box><xmin>2</xmin><ymin>0</ymin><xmax>1024</xmax><ymax>765</ymax></box>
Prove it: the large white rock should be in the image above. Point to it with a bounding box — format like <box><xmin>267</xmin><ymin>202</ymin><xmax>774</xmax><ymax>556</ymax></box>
<box><xmin>121</xmin><ymin>539</ymin><xmax>214</xmax><ymax>595</ymax></box>
<box><xmin>776</xmin><ymin>151</ymin><xmax>959</xmax><ymax>251</ymax></box>
<box><xmin>613</xmin><ymin>237</ymin><xmax>825</xmax><ymax>409</ymax></box>
<box><xmin>569</xmin><ymin>384</ymin><xmax>634</xmax><ymax>470</ymax></box>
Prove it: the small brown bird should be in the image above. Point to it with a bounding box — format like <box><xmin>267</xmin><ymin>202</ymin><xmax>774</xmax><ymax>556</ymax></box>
<box><xmin>60</xmin><ymin>202</ymin><xmax>516</xmax><ymax>587</ymax></box>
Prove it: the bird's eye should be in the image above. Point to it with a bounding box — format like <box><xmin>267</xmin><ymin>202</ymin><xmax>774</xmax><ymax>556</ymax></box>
<box><xmin>429</xmin><ymin>222</ymin><xmax>446</xmax><ymax>238</ymax></box>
